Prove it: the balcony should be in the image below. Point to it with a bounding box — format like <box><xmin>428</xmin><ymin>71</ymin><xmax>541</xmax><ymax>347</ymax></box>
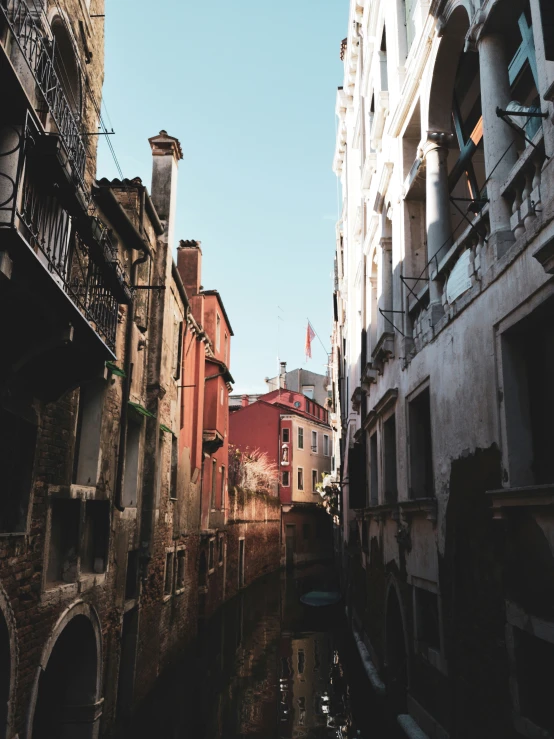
<box><xmin>0</xmin><ymin>116</ymin><xmax>130</xmax><ymax>399</ymax></box>
<box><xmin>1</xmin><ymin>0</ymin><xmax>88</xmax><ymax>195</ymax></box>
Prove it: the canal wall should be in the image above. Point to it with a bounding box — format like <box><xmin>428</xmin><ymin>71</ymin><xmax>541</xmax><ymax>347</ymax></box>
<box><xmin>197</xmin><ymin>488</ymin><xmax>280</xmax><ymax>621</ymax></box>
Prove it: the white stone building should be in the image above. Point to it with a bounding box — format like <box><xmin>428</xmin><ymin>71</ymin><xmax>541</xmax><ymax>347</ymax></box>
<box><xmin>331</xmin><ymin>0</ymin><xmax>554</xmax><ymax>736</ymax></box>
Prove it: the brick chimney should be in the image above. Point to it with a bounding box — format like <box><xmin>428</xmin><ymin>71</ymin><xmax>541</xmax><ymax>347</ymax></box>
<box><xmin>148</xmin><ymin>130</ymin><xmax>183</xmax><ymax>250</ymax></box>
<box><xmin>177</xmin><ymin>240</ymin><xmax>202</xmax><ymax>297</ymax></box>
<box><xmin>241</xmin><ymin>395</ymin><xmax>249</xmax><ymax>408</ymax></box>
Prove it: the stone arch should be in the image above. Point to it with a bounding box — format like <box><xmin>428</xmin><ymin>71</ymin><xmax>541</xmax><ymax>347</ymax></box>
<box><xmin>0</xmin><ymin>584</ymin><xmax>18</xmax><ymax>739</ymax></box>
<box><xmin>26</xmin><ymin>601</ymin><xmax>103</xmax><ymax>739</ymax></box>
<box><xmin>384</xmin><ymin>576</ymin><xmax>409</xmax><ymax>714</ymax></box>
<box><xmin>427</xmin><ymin>4</ymin><xmax>472</xmax><ymax>133</ymax></box>
<box><xmin>49</xmin><ymin>14</ymin><xmax>82</xmax><ymax>116</ymax></box>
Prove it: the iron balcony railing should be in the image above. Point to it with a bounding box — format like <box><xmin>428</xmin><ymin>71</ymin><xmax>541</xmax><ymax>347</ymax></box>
<box><xmin>0</xmin><ymin>115</ymin><xmax>129</xmax><ymax>352</ymax></box>
<box><xmin>1</xmin><ymin>0</ymin><xmax>88</xmax><ymax>194</ymax></box>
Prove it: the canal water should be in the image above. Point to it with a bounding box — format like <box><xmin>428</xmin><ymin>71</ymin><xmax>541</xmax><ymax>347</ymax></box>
<box><xmin>129</xmin><ymin>565</ymin><xmax>402</xmax><ymax>738</ymax></box>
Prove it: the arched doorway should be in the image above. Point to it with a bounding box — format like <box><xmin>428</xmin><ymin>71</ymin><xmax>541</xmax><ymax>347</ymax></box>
<box><xmin>385</xmin><ymin>583</ymin><xmax>408</xmax><ymax>714</ymax></box>
<box><xmin>29</xmin><ymin>605</ymin><xmax>102</xmax><ymax>739</ymax></box>
<box><xmin>0</xmin><ymin>611</ymin><xmax>10</xmax><ymax>738</ymax></box>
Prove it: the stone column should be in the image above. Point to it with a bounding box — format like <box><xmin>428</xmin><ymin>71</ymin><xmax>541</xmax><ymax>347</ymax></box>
<box><xmin>423</xmin><ymin>134</ymin><xmax>451</xmax><ymax>323</ymax></box>
<box><xmin>478</xmin><ymin>33</ymin><xmax>518</xmax><ymax>256</ymax></box>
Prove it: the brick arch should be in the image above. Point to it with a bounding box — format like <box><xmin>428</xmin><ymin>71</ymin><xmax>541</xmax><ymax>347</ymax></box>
<box><xmin>383</xmin><ymin>575</ymin><xmax>410</xmax><ymax>714</ymax></box>
<box><xmin>0</xmin><ymin>583</ymin><xmax>18</xmax><ymax>739</ymax></box>
<box><xmin>25</xmin><ymin>601</ymin><xmax>103</xmax><ymax>739</ymax></box>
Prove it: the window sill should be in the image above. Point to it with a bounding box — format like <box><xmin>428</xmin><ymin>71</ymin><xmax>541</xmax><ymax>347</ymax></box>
<box><xmin>163</xmin><ymin>593</ymin><xmax>172</xmax><ymax>603</ymax></box>
<box><xmin>487</xmin><ymin>484</ymin><xmax>554</xmax><ymax>519</ymax></box>
<box><xmin>174</xmin><ymin>587</ymin><xmax>185</xmax><ymax>596</ymax></box>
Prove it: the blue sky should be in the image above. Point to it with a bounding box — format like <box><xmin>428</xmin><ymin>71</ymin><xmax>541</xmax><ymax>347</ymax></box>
<box><xmin>97</xmin><ymin>0</ymin><xmax>345</xmax><ymax>393</ymax></box>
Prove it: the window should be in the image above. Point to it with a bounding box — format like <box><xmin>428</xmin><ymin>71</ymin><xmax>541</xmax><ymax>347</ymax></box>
<box><xmin>282</xmin><ymin>470</ymin><xmax>290</xmax><ymax>487</ymax></box>
<box><xmin>155</xmin><ymin>431</ymin><xmax>164</xmax><ymax>507</ymax></box>
<box><xmin>208</xmin><ymin>539</ymin><xmax>215</xmax><ymax>571</ymax></box>
<box><xmin>221</xmin><ymin>465</ymin><xmax>226</xmax><ymax>509</ymax></box>
<box><xmin>512</xmin><ymin>622</ymin><xmax>554</xmax><ymax>733</ymax></box>
<box><xmin>298</xmin><ymin>649</ymin><xmax>305</xmax><ymax>674</ymax></box>
<box><xmin>72</xmin><ymin>380</ymin><xmax>105</xmax><ymax>487</ymax></box>
<box><xmin>211</xmin><ymin>458</ymin><xmax>217</xmax><ymax>509</ymax></box>
<box><xmin>81</xmin><ymin>501</ymin><xmax>109</xmax><ymax>575</ymax></box>
<box><xmin>311</xmin><ymin>430</ymin><xmax>318</xmax><ymax>453</ymax></box>
<box><xmin>323</xmin><ymin>434</ymin><xmax>330</xmax><ymax>456</ymax></box>
<box><xmin>412</xmin><ymin>578</ymin><xmax>447</xmax><ymax>673</ymax></box>
<box><xmin>501</xmin><ymin>298</ymin><xmax>554</xmax><ymax>486</ymax></box>
<box><xmin>238</xmin><ymin>539</ymin><xmax>245</xmax><ymax>587</ymax></box>
<box><xmin>172</xmin><ymin>320</ymin><xmax>183</xmax><ymax>380</ymax></box>
<box><xmin>51</xmin><ymin>17</ymin><xmax>81</xmax><ymax>116</ymax></box>
<box><xmin>122</xmin><ymin>415</ymin><xmax>142</xmax><ymax>508</ymax></box>
<box><xmin>415</xmin><ymin>587</ymin><xmax>440</xmax><ymax>651</ymax></box>
<box><xmin>298</xmin><ymin>427</ymin><xmax>304</xmax><ymax>449</ymax></box>
<box><xmin>176</xmin><ymin>549</ymin><xmax>186</xmax><ymax>592</ymax></box>
<box><xmin>369</xmin><ymin>432</ymin><xmax>379</xmax><ymax>505</ymax></box>
<box><xmin>297</xmin><ymin>467</ymin><xmax>304</xmax><ymax>491</ymax></box>
<box><xmin>282</xmin><ymin>428</ymin><xmax>290</xmax><ymax>443</ymax></box>
<box><xmin>312</xmin><ymin>469</ymin><xmax>318</xmax><ymax>493</ymax></box>
<box><xmin>164</xmin><ymin>551</ymin><xmax>174</xmax><ymax>596</ymax></box>
<box><xmin>408</xmin><ymin>386</ymin><xmax>434</xmax><ymax>498</ymax></box>
<box><xmin>216</xmin><ymin>313</ymin><xmax>221</xmax><ymax>351</ymax></box>
<box><xmin>383</xmin><ymin>414</ymin><xmax>398</xmax><ymax>503</ymax></box>
<box><xmin>224</xmin><ymin>331</ymin><xmax>228</xmax><ymax>365</ymax></box>
<box><xmin>218</xmin><ymin>536</ymin><xmax>224</xmax><ymax>565</ymax></box>
<box><xmin>125</xmin><ymin>551</ymin><xmax>139</xmax><ymax>601</ymax></box>
<box><xmin>169</xmin><ymin>435</ymin><xmax>178</xmax><ymax>500</ymax></box>
<box><xmin>220</xmin><ymin>387</ymin><xmax>224</xmax><ymax>405</ymax></box>
<box><xmin>302</xmin><ymin>385</ymin><xmax>315</xmax><ymax>399</ymax></box>
<box><xmin>0</xmin><ymin>403</ymin><xmax>37</xmax><ymax>533</ymax></box>
<box><xmin>47</xmin><ymin>499</ymin><xmax>80</xmax><ymax>585</ymax></box>
<box><xmin>46</xmin><ymin>499</ymin><xmax>109</xmax><ymax>586</ymax></box>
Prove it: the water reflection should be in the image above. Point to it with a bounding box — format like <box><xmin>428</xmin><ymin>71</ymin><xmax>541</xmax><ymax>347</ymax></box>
<box><xmin>128</xmin><ymin>566</ymin><xmax>401</xmax><ymax>739</ymax></box>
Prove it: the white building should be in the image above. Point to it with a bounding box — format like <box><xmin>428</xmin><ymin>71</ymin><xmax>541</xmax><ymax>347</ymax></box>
<box><xmin>331</xmin><ymin>0</ymin><xmax>554</xmax><ymax>736</ymax></box>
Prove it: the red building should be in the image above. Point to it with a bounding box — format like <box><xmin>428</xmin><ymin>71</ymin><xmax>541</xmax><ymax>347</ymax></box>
<box><xmin>230</xmin><ymin>388</ymin><xmax>333</xmax><ymax>567</ymax></box>
<box><xmin>177</xmin><ymin>241</ymin><xmax>234</xmax><ymax>616</ymax></box>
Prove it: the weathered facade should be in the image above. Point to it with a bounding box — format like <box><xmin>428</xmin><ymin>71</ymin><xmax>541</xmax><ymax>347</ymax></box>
<box><xmin>0</xmin><ymin>0</ymin><xmax>246</xmax><ymax>734</ymax></box>
<box><xmin>332</xmin><ymin>0</ymin><xmax>554</xmax><ymax>737</ymax></box>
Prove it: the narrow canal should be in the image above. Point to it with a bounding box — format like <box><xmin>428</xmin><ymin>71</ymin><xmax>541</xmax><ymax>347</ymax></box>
<box><xmin>129</xmin><ymin>565</ymin><xmax>402</xmax><ymax>738</ymax></box>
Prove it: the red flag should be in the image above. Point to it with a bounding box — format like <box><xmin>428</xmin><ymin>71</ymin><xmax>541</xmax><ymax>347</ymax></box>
<box><xmin>305</xmin><ymin>322</ymin><xmax>316</xmax><ymax>360</ymax></box>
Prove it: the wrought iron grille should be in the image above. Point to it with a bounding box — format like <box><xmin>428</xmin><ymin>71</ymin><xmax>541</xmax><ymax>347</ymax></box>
<box><xmin>0</xmin><ymin>117</ymin><xmax>125</xmax><ymax>352</ymax></box>
<box><xmin>1</xmin><ymin>0</ymin><xmax>88</xmax><ymax>193</ymax></box>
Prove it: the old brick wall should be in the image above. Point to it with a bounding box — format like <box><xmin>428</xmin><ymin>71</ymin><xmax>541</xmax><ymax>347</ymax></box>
<box><xmin>224</xmin><ymin>489</ymin><xmax>281</xmax><ymax>605</ymax></box>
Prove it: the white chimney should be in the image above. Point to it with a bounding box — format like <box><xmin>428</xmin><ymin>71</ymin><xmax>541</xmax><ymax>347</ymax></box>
<box><xmin>148</xmin><ymin>130</ymin><xmax>183</xmax><ymax>252</ymax></box>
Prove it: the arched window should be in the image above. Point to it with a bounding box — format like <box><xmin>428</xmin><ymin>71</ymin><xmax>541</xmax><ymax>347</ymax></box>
<box><xmin>51</xmin><ymin>17</ymin><xmax>81</xmax><ymax>117</ymax></box>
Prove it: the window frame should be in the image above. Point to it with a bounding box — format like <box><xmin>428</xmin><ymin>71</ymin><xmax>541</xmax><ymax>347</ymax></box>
<box><xmin>282</xmin><ymin>470</ymin><xmax>290</xmax><ymax>487</ymax></box>
<box><xmin>297</xmin><ymin>466</ymin><xmax>304</xmax><ymax>492</ymax></box>
<box><xmin>282</xmin><ymin>428</ymin><xmax>290</xmax><ymax>443</ymax></box>
<box><xmin>216</xmin><ymin>312</ymin><xmax>221</xmax><ymax>352</ymax></box>
<box><xmin>323</xmin><ymin>434</ymin><xmax>330</xmax><ymax>457</ymax></box>
<box><xmin>163</xmin><ymin>549</ymin><xmax>175</xmax><ymax>600</ymax></box>
<box><xmin>311</xmin><ymin>469</ymin><xmax>318</xmax><ymax>493</ymax></box>
<box><xmin>297</xmin><ymin>426</ymin><xmax>304</xmax><ymax>450</ymax></box>
<box><xmin>311</xmin><ymin>430</ymin><xmax>318</xmax><ymax>453</ymax></box>
<box><xmin>175</xmin><ymin>547</ymin><xmax>186</xmax><ymax>594</ymax></box>
<box><xmin>211</xmin><ymin>458</ymin><xmax>217</xmax><ymax>510</ymax></box>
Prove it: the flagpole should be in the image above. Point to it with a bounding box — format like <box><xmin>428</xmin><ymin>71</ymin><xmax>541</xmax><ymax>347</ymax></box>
<box><xmin>306</xmin><ymin>318</ymin><xmax>330</xmax><ymax>355</ymax></box>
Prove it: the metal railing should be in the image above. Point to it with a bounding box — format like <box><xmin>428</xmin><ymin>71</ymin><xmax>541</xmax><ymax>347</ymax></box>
<box><xmin>1</xmin><ymin>0</ymin><xmax>88</xmax><ymax>193</ymax></box>
<box><xmin>0</xmin><ymin>116</ymin><xmax>126</xmax><ymax>351</ymax></box>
